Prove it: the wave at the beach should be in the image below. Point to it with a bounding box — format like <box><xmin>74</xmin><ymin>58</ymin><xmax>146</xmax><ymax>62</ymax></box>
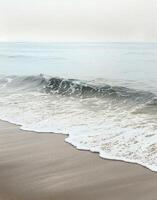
<box><xmin>0</xmin><ymin>75</ymin><xmax>157</xmax><ymax>172</ymax></box>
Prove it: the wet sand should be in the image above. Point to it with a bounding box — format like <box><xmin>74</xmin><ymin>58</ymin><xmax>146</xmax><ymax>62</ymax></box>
<box><xmin>0</xmin><ymin>120</ymin><xmax>157</xmax><ymax>200</ymax></box>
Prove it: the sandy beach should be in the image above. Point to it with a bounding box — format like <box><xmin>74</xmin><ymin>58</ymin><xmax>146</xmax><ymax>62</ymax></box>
<box><xmin>0</xmin><ymin>120</ymin><xmax>157</xmax><ymax>200</ymax></box>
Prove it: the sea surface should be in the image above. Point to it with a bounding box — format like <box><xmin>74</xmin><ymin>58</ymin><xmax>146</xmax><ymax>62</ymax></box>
<box><xmin>0</xmin><ymin>42</ymin><xmax>157</xmax><ymax>171</ymax></box>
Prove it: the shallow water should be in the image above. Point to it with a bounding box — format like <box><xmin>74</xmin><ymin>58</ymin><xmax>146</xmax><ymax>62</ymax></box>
<box><xmin>0</xmin><ymin>42</ymin><xmax>157</xmax><ymax>171</ymax></box>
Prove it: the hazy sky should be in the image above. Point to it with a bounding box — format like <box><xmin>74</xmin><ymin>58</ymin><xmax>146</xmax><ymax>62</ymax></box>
<box><xmin>0</xmin><ymin>0</ymin><xmax>157</xmax><ymax>42</ymax></box>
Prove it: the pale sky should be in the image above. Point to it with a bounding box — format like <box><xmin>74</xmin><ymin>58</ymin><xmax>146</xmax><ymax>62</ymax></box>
<box><xmin>0</xmin><ymin>0</ymin><xmax>157</xmax><ymax>42</ymax></box>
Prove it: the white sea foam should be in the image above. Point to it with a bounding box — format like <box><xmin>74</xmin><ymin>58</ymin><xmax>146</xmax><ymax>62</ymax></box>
<box><xmin>0</xmin><ymin>76</ymin><xmax>157</xmax><ymax>172</ymax></box>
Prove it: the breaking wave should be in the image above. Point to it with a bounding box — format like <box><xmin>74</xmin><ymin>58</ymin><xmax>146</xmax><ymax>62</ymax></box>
<box><xmin>0</xmin><ymin>75</ymin><xmax>157</xmax><ymax>171</ymax></box>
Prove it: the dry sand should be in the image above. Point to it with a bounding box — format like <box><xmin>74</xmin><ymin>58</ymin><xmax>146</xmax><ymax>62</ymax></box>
<box><xmin>0</xmin><ymin>120</ymin><xmax>157</xmax><ymax>200</ymax></box>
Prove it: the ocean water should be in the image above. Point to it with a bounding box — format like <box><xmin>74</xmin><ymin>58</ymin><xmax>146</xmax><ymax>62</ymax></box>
<box><xmin>0</xmin><ymin>42</ymin><xmax>157</xmax><ymax>171</ymax></box>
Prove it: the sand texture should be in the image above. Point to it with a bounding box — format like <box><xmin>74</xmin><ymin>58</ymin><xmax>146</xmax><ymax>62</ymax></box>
<box><xmin>0</xmin><ymin>120</ymin><xmax>157</xmax><ymax>200</ymax></box>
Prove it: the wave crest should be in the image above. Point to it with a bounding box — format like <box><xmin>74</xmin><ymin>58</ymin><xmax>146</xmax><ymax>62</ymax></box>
<box><xmin>45</xmin><ymin>77</ymin><xmax>155</xmax><ymax>103</ymax></box>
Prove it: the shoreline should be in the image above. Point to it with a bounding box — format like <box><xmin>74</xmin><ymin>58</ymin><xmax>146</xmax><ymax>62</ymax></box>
<box><xmin>1</xmin><ymin>118</ymin><xmax>156</xmax><ymax>173</ymax></box>
<box><xmin>0</xmin><ymin>120</ymin><xmax>157</xmax><ymax>200</ymax></box>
